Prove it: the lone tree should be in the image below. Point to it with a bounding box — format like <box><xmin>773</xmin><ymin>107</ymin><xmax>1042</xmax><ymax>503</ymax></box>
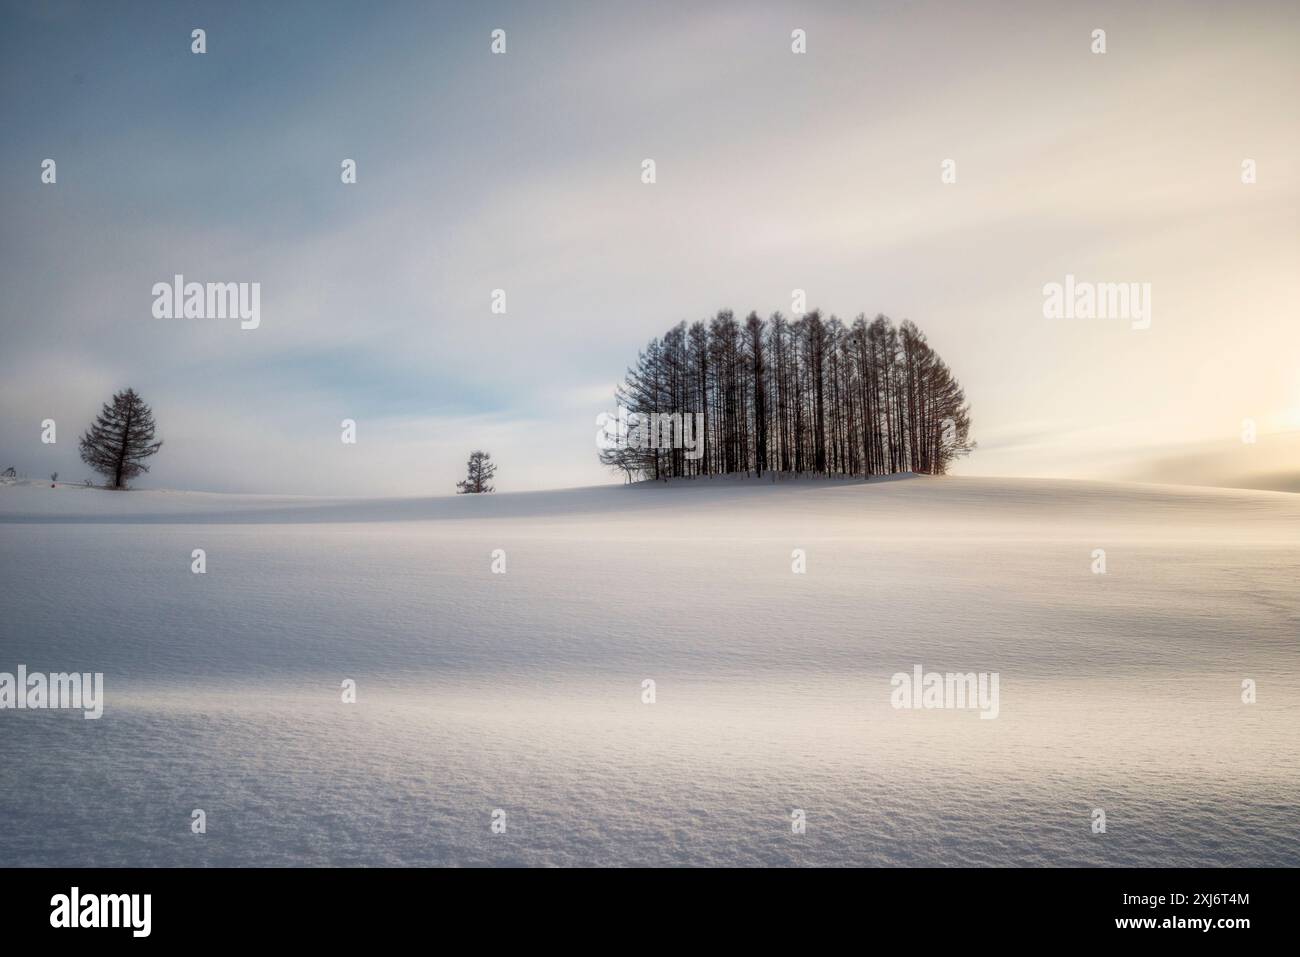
<box><xmin>456</xmin><ymin>450</ymin><xmax>496</xmax><ymax>494</ymax></box>
<box><xmin>78</xmin><ymin>388</ymin><xmax>163</xmax><ymax>489</ymax></box>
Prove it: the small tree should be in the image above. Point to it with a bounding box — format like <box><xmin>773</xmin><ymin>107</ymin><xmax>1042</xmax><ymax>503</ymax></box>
<box><xmin>599</xmin><ymin>436</ymin><xmax>649</xmax><ymax>484</ymax></box>
<box><xmin>78</xmin><ymin>388</ymin><xmax>163</xmax><ymax>489</ymax></box>
<box><xmin>456</xmin><ymin>450</ymin><xmax>496</xmax><ymax>494</ymax></box>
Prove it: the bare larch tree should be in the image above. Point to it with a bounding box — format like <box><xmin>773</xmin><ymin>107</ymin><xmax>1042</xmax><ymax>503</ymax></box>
<box><xmin>456</xmin><ymin>450</ymin><xmax>497</xmax><ymax>494</ymax></box>
<box><xmin>78</xmin><ymin>388</ymin><xmax>163</xmax><ymax>489</ymax></box>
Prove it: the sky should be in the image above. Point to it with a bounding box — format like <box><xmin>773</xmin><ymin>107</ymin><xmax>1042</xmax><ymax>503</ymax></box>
<box><xmin>1</xmin><ymin>0</ymin><xmax>1297</xmax><ymax>495</ymax></box>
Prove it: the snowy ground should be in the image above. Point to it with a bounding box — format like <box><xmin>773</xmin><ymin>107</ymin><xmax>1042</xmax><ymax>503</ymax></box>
<box><xmin>1</xmin><ymin>474</ymin><xmax>1297</xmax><ymax>866</ymax></box>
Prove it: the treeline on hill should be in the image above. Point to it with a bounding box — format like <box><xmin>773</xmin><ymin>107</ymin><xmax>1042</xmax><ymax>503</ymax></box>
<box><xmin>602</xmin><ymin>310</ymin><xmax>972</xmax><ymax>481</ymax></box>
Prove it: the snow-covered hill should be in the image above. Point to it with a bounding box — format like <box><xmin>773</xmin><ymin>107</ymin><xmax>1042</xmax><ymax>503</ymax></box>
<box><xmin>1</xmin><ymin>475</ymin><xmax>1297</xmax><ymax>866</ymax></box>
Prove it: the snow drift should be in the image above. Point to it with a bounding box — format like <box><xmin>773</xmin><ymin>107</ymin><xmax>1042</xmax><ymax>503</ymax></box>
<box><xmin>1</xmin><ymin>475</ymin><xmax>1296</xmax><ymax>866</ymax></box>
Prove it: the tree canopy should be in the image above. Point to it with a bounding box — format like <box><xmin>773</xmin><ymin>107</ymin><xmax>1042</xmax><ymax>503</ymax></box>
<box><xmin>78</xmin><ymin>388</ymin><xmax>163</xmax><ymax>489</ymax></box>
<box><xmin>602</xmin><ymin>310</ymin><xmax>972</xmax><ymax>481</ymax></box>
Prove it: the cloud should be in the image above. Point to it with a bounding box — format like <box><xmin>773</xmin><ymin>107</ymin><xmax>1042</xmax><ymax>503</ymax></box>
<box><xmin>2</xmin><ymin>1</ymin><xmax>1298</xmax><ymax>494</ymax></box>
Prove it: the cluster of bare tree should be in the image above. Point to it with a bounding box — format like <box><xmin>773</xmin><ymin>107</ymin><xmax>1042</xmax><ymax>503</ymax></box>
<box><xmin>602</xmin><ymin>310</ymin><xmax>972</xmax><ymax>481</ymax></box>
